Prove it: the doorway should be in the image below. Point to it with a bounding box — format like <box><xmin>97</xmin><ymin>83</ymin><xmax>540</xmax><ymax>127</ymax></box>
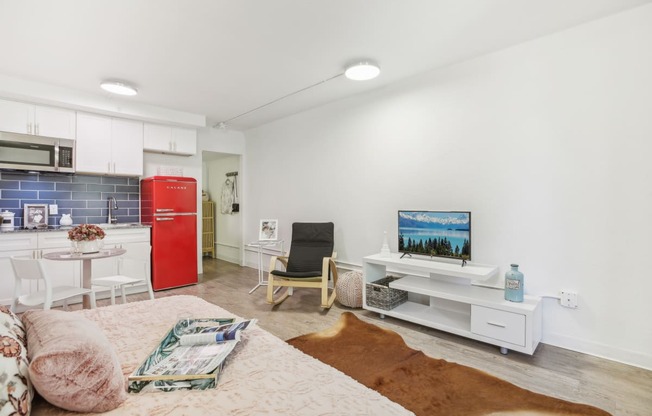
<box><xmin>202</xmin><ymin>151</ymin><xmax>243</xmax><ymax>265</ymax></box>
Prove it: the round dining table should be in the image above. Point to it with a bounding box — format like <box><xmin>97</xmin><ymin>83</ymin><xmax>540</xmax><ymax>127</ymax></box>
<box><xmin>43</xmin><ymin>247</ymin><xmax>126</xmax><ymax>309</ymax></box>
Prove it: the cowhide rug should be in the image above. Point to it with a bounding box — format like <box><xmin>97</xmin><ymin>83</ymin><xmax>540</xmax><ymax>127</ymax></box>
<box><xmin>287</xmin><ymin>312</ymin><xmax>610</xmax><ymax>416</ymax></box>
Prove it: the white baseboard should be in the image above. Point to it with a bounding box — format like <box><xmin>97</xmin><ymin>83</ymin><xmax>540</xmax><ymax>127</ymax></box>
<box><xmin>543</xmin><ymin>332</ymin><xmax>651</xmax><ymax>371</ymax></box>
<box><xmin>216</xmin><ymin>243</ymin><xmax>241</xmax><ymax>265</ymax></box>
<box><xmin>216</xmin><ymin>252</ymin><xmax>240</xmax><ymax>264</ymax></box>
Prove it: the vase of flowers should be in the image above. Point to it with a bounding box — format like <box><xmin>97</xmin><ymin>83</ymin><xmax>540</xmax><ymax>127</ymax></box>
<box><xmin>67</xmin><ymin>224</ymin><xmax>106</xmax><ymax>254</ymax></box>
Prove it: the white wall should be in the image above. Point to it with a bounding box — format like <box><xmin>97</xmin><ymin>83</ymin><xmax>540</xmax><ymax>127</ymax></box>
<box><xmin>244</xmin><ymin>5</ymin><xmax>652</xmax><ymax>369</ymax></box>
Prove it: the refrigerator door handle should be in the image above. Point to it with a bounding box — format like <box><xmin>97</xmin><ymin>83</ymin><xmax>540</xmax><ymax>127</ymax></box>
<box><xmin>156</xmin><ymin>217</ymin><xmax>174</xmax><ymax>221</ymax></box>
<box><xmin>156</xmin><ymin>208</ymin><xmax>174</xmax><ymax>212</ymax></box>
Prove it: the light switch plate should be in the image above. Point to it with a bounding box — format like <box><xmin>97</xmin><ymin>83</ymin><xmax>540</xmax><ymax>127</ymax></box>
<box><xmin>49</xmin><ymin>204</ymin><xmax>58</xmax><ymax>215</ymax></box>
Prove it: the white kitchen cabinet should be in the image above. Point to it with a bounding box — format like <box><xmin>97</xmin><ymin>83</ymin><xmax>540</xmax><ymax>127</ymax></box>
<box><xmin>76</xmin><ymin>112</ymin><xmax>143</xmax><ymax>176</ymax></box>
<box><xmin>33</xmin><ymin>106</ymin><xmax>77</xmax><ymax>139</ymax></box>
<box><xmin>111</xmin><ymin>118</ymin><xmax>144</xmax><ymax>175</ymax></box>
<box><xmin>0</xmin><ymin>99</ymin><xmax>30</xmax><ymax>134</ymax></box>
<box><xmin>0</xmin><ymin>98</ymin><xmax>76</xmax><ymax>139</ymax></box>
<box><xmin>144</xmin><ymin>123</ymin><xmax>196</xmax><ymax>156</ymax></box>
<box><xmin>362</xmin><ymin>253</ymin><xmax>542</xmax><ymax>355</ymax></box>
<box><xmin>76</xmin><ymin>112</ymin><xmax>111</xmax><ymax>173</ymax></box>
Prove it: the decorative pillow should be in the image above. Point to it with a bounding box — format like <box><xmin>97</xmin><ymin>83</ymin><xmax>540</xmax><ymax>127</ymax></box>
<box><xmin>21</xmin><ymin>309</ymin><xmax>127</xmax><ymax>413</ymax></box>
<box><xmin>0</xmin><ymin>305</ymin><xmax>32</xmax><ymax>416</ymax></box>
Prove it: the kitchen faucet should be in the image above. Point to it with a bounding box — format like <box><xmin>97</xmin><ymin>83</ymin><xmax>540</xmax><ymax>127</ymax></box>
<box><xmin>108</xmin><ymin>196</ymin><xmax>118</xmax><ymax>224</ymax></box>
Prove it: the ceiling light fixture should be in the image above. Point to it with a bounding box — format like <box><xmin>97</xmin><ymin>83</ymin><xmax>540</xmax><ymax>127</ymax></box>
<box><xmin>344</xmin><ymin>61</ymin><xmax>380</xmax><ymax>81</ymax></box>
<box><xmin>213</xmin><ymin>59</ymin><xmax>380</xmax><ymax>128</ymax></box>
<box><xmin>100</xmin><ymin>80</ymin><xmax>138</xmax><ymax>96</ymax></box>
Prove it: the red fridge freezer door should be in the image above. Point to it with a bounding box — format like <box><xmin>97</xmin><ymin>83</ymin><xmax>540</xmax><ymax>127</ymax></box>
<box><xmin>141</xmin><ymin>176</ymin><xmax>197</xmax><ymax>218</ymax></box>
<box><xmin>151</xmin><ymin>214</ymin><xmax>198</xmax><ymax>290</ymax></box>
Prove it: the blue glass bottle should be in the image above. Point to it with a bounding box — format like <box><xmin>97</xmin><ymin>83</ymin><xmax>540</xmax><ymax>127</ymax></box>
<box><xmin>504</xmin><ymin>264</ymin><xmax>524</xmax><ymax>302</ymax></box>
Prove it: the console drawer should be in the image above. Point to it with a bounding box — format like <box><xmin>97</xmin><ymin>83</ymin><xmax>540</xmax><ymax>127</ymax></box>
<box><xmin>471</xmin><ymin>305</ymin><xmax>525</xmax><ymax>346</ymax></box>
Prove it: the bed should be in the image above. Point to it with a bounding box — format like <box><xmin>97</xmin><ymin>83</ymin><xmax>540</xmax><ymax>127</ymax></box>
<box><xmin>12</xmin><ymin>295</ymin><xmax>413</xmax><ymax>415</ymax></box>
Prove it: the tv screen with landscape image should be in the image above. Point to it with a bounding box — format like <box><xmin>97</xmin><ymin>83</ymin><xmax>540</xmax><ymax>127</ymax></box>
<box><xmin>398</xmin><ymin>211</ymin><xmax>471</xmax><ymax>260</ymax></box>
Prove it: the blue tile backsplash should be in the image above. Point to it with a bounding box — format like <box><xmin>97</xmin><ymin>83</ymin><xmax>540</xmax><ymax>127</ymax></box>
<box><xmin>0</xmin><ymin>171</ymin><xmax>141</xmax><ymax>227</ymax></box>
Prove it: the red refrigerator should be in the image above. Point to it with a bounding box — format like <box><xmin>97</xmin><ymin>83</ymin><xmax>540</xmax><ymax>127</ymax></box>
<box><xmin>141</xmin><ymin>176</ymin><xmax>198</xmax><ymax>290</ymax></box>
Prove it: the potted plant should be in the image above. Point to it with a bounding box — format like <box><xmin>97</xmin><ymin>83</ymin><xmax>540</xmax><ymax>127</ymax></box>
<box><xmin>67</xmin><ymin>224</ymin><xmax>106</xmax><ymax>254</ymax></box>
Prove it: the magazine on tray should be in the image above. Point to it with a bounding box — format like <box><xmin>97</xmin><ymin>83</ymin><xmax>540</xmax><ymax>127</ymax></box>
<box><xmin>143</xmin><ymin>319</ymin><xmax>257</xmax><ymax>377</ymax></box>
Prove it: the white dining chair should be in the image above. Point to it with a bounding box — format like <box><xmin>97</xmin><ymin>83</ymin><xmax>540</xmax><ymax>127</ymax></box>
<box><xmin>92</xmin><ymin>249</ymin><xmax>154</xmax><ymax>305</ymax></box>
<box><xmin>10</xmin><ymin>256</ymin><xmax>96</xmax><ymax>312</ymax></box>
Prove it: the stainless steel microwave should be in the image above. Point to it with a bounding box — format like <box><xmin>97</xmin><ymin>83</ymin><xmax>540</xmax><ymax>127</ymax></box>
<box><xmin>0</xmin><ymin>131</ymin><xmax>75</xmax><ymax>173</ymax></box>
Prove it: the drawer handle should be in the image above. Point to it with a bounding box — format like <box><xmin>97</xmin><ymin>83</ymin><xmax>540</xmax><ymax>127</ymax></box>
<box><xmin>487</xmin><ymin>321</ymin><xmax>506</xmax><ymax>328</ymax></box>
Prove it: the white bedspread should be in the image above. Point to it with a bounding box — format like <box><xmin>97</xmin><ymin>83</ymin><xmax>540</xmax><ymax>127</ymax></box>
<box><xmin>31</xmin><ymin>295</ymin><xmax>413</xmax><ymax>415</ymax></box>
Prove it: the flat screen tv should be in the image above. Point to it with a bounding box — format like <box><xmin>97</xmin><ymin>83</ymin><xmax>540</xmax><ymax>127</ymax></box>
<box><xmin>398</xmin><ymin>211</ymin><xmax>471</xmax><ymax>260</ymax></box>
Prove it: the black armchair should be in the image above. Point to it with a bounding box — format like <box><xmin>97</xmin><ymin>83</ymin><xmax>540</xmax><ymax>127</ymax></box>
<box><xmin>267</xmin><ymin>222</ymin><xmax>338</xmax><ymax>308</ymax></box>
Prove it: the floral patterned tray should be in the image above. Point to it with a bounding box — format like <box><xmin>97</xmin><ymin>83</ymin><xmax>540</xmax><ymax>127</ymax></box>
<box><xmin>128</xmin><ymin>317</ymin><xmax>234</xmax><ymax>393</ymax></box>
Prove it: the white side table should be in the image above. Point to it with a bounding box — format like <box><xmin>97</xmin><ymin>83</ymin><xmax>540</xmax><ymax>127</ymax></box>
<box><xmin>247</xmin><ymin>240</ymin><xmax>284</xmax><ymax>294</ymax></box>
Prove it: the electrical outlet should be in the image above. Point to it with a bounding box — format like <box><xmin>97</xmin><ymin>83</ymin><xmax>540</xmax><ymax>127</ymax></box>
<box><xmin>49</xmin><ymin>204</ymin><xmax>58</xmax><ymax>215</ymax></box>
<box><xmin>560</xmin><ymin>291</ymin><xmax>578</xmax><ymax>308</ymax></box>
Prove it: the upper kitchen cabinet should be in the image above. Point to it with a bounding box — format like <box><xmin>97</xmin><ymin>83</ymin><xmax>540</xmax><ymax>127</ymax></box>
<box><xmin>76</xmin><ymin>112</ymin><xmax>143</xmax><ymax>176</ymax></box>
<box><xmin>144</xmin><ymin>123</ymin><xmax>197</xmax><ymax>156</ymax></box>
<box><xmin>0</xmin><ymin>98</ymin><xmax>76</xmax><ymax>139</ymax></box>
<box><xmin>0</xmin><ymin>99</ymin><xmax>31</xmax><ymax>134</ymax></box>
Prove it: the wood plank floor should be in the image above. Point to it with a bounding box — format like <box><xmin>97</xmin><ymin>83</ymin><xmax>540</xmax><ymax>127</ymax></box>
<box><xmin>121</xmin><ymin>258</ymin><xmax>651</xmax><ymax>416</ymax></box>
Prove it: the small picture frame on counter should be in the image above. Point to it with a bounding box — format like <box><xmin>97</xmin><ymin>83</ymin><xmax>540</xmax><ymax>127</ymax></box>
<box><xmin>24</xmin><ymin>203</ymin><xmax>48</xmax><ymax>229</ymax></box>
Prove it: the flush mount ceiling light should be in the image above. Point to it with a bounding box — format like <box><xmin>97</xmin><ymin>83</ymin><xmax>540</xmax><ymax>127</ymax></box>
<box><xmin>100</xmin><ymin>80</ymin><xmax>138</xmax><ymax>96</ymax></box>
<box><xmin>344</xmin><ymin>61</ymin><xmax>380</xmax><ymax>81</ymax></box>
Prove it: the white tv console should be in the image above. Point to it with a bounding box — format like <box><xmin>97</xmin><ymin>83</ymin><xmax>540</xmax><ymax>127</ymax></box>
<box><xmin>362</xmin><ymin>253</ymin><xmax>542</xmax><ymax>355</ymax></box>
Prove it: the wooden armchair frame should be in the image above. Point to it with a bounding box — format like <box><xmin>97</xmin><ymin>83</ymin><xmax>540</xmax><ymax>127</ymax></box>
<box><xmin>267</xmin><ymin>251</ymin><xmax>339</xmax><ymax>309</ymax></box>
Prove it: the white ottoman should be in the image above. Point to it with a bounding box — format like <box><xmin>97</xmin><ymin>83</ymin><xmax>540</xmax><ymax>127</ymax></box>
<box><xmin>336</xmin><ymin>271</ymin><xmax>363</xmax><ymax>308</ymax></box>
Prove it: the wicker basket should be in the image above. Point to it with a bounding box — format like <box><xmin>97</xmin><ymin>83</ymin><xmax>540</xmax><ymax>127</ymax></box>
<box><xmin>366</xmin><ymin>275</ymin><xmax>408</xmax><ymax>310</ymax></box>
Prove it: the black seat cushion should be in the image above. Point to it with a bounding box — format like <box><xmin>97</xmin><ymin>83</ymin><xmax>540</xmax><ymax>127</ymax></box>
<box><xmin>271</xmin><ymin>222</ymin><xmax>334</xmax><ymax>279</ymax></box>
<box><xmin>270</xmin><ymin>270</ymin><xmax>323</xmax><ymax>278</ymax></box>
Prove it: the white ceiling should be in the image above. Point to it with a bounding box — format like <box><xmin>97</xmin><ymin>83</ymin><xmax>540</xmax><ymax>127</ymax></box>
<box><xmin>0</xmin><ymin>0</ymin><xmax>649</xmax><ymax>130</ymax></box>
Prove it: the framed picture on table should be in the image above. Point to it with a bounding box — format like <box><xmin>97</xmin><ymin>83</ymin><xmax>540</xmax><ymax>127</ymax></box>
<box><xmin>259</xmin><ymin>219</ymin><xmax>278</xmax><ymax>241</ymax></box>
<box><xmin>24</xmin><ymin>203</ymin><xmax>48</xmax><ymax>229</ymax></box>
